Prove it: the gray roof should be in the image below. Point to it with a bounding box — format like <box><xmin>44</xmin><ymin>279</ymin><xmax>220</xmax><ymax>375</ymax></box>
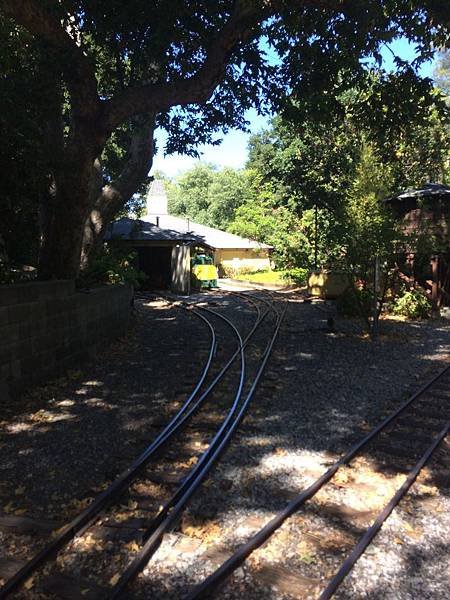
<box><xmin>140</xmin><ymin>214</ymin><xmax>272</xmax><ymax>250</ymax></box>
<box><xmin>105</xmin><ymin>217</ymin><xmax>208</xmax><ymax>246</ymax></box>
<box><xmin>387</xmin><ymin>183</ymin><xmax>450</xmax><ymax>202</ymax></box>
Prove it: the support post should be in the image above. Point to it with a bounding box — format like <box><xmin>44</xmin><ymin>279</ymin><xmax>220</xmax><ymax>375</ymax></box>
<box><xmin>314</xmin><ymin>203</ymin><xmax>318</xmax><ymax>270</ymax></box>
<box><xmin>431</xmin><ymin>255</ymin><xmax>439</xmax><ymax>318</ymax></box>
<box><xmin>171</xmin><ymin>244</ymin><xmax>191</xmax><ymax>295</ymax></box>
<box><xmin>372</xmin><ymin>256</ymin><xmax>380</xmax><ymax>339</ymax></box>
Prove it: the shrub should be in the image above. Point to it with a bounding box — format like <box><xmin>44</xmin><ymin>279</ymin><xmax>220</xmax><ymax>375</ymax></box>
<box><xmin>220</xmin><ymin>264</ymin><xmax>259</xmax><ymax>278</ymax></box>
<box><xmin>392</xmin><ymin>289</ymin><xmax>431</xmax><ymax>319</ymax></box>
<box><xmin>281</xmin><ymin>267</ymin><xmax>308</xmax><ymax>285</ymax></box>
<box><xmin>336</xmin><ymin>286</ymin><xmax>373</xmax><ymax>317</ymax></box>
<box><xmin>79</xmin><ymin>246</ymin><xmax>147</xmax><ymax>288</ymax></box>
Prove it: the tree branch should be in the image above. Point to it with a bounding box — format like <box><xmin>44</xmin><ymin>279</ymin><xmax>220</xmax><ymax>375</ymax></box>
<box><xmin>0</xmin><ymin>0</ymin><xmax>100</xmax><ymax>120</ymax></box>
<box><xmin>81</xmin><ymin>113</ymin><xmax>157</xmax><ymax>265</ymax></box>
<box><xmin>102</xmin><ymin>0</ymin><xmax>266</xmax><ymax>132</ymax></box>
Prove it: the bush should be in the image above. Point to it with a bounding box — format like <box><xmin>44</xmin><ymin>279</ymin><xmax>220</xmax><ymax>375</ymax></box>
<box><xmin>392</xmin><ymin>289</ymin><xmax>431</xmax><ymax>319</ymax></box>
<box><xmin>336</xmin><ymin>286</ymin><xmax>373</xmax><ymax>317</ymax></box>
<box><xmin>220</xmin><ymin>264</ymin><xmax>259</xmax><ymax>278</ymax></box>
<box><xmin>281</xmin><ymin>267</ymin><xmax>308</xmax><ymax>285</ymax></box>
<box><xmin>79</xmin><ymin>246</ymin><xmax>147</xmax><ymax>288</ymax></box>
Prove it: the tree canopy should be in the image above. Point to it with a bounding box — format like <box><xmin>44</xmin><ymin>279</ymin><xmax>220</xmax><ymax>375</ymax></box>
<box><xmin>167</xmin><ymin>164</ymin><xmax>251</xmax><ymax>230</ymax></box>
<box><xmin>1</xmin><ymin>0</ymin><xmax>449</xmax><ymax>278</ymax></box>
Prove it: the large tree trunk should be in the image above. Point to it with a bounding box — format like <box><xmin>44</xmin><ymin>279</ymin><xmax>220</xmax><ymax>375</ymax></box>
<box><xmin>38</xmin><ymin>131</ymin><xmax>100</xmax><ymax>280</ymax></box>
<box><xmin>81</xmin><ymin>114</ymin><xmax>156</xmax><ymax>268</ymax></box>
<box><xmin>38</xmin><ymin>146</ymin><xmax>100</xmax><ymax>279</ymax></box>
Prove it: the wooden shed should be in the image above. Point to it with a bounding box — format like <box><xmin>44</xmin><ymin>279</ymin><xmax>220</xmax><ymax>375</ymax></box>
<box><xmin>105</xmin><ymin>217</ymin><xmax>202</xmax><ymax>295</ymax></box>
<box><xmin>385</xmin><ymin>183</ymin><xmax>450</xmax><ymax>310</ymax></box>
<box><xmin>385</xmin><ymin>183</ymin><xmax>450</xmax><ymax>247</ymax></box>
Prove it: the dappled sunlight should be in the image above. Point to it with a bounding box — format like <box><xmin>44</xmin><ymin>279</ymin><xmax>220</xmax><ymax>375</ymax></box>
<box><xmin>83</xmin><ymin>397</ymin><xmax>117</xmax><ymax>410</ymax></box>
<box><xmin>83</xmin><ymin>380</ymin><xmax>104</xmax><ymax>387</ymax></box>
<box><xmin>0</xmin><ymin>294</ymin><xmax>448</xmax><ymax>599</ymax></box>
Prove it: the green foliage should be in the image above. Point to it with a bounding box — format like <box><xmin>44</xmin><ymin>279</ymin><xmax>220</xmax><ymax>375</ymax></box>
<box><xmin>336</xmin><ymin>286</ymin><xmax>373</xmax><ymax>318</ymax></box>
<box><xmin>392</xmin><ymin>289</ymin><xmax>431</xmax><ymax>318</ymax></box>
<box><xmin>434</xmin><ymin>50</ymin><xmax>450</xmax><ymax>97</ymax></box>
<box><xmin>167</xmin><ymin>164</ymin><xmax>251</xmax><ymax>230</ymax></box>
<box><xmin>340</xmin><ymin>146</ymin><xmax>401</xmax><ymax>272</ymax></box>
<box><xmin>221</xmin><ymin>264</ymin><xmax>260</xmax><ymax>278</ymax></box>
<box><xmin>79</xmin><ymin>246</ymin><xmax>146</xmax><ymax>288</ymax></box>
<box><xmin>228</xmin><ymin>170</ymin><xmax>308</xmax><ymax>269</ymax></box>
<box><xmin>247</xmin><ymin>115</ymin><xmax>360</xmax><ymax>213</ymax></box>
<box><xmin>0</xmin><ymin>18</ymin><xmax>49</xmax><ymax>269</ymax></box>
<box><xmin>337</xmin><ymin>146</ymin><xmax>402</xmax><ymax>330</ymax></box>
<box><xmin>3</xmin><ymin>1</ymin><xmax>450</xmax><ymax>280</ymax></box>
<box><xmin>281</xmin><ymin>268</ymin><xmax>309</xmax><ymax>285</ymax></box>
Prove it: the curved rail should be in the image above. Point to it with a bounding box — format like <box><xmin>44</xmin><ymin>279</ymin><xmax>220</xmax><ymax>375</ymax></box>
<box><xmin>186</xmin><ymin>363</ymin><xmax>450</xmax><ymax>599</ymax></box>
<box><xmin>0</xmin><ymin>293</ymin><xmax>263</xmax><ymax>598</ymax></box>
<box><xmin>109</xmin><ymin>297</ymin><xmax>285</xmax><ymax>598</ymax></box>
<box><xmin>0</xmin><ymin>302</ymin><xmax>219</xmax><ymax>599</ymax></box>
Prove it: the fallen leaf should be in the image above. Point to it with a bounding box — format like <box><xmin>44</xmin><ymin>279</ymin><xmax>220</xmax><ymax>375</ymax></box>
<box><xmin>24</xmin><ymin>576</ymin><xmax>35</xmax><ymax>590</ymax></box>
<box><xmin>109</xmin><ymin>573</ymin><xmax>120</xmax><ymax>586</ymax></box>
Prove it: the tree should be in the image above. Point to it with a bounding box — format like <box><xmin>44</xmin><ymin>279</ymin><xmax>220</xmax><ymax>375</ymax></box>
<box><xmin>167</xmin><ymin>164</ymin><xmax>216</xmax><ymax>225</ymax></box>
<box><xmin>434</xmin><ymin>49</ymin><xmax>450</xmax><ymax>95</ymax></box>
<box><xmin>246</xmin><ymin>115</ymin><xmax>360</xmax><ymax>213</ymax></box>
<box><xmin>229</xmin><ymin>171</ymin><xmax>306</xmax><ymax>268</ymax></box>
<box><xmin>236</xmin><ymin>71</ymin><xmax>450</xmax><ymax>272</ymax></box>
<box><xmin>167</xmin><ymin>164</ymin><xmax>251</xmax><ymax>230</ymax></box>
<box><xmin>0</xmin><ymin>17</ymin><xmax>51</xmax><ymax>276</ymax></box>
<box><xmin>1</xmin><ymin>0</ymin><xmax>448</xmax><ymax>279</ymax></box>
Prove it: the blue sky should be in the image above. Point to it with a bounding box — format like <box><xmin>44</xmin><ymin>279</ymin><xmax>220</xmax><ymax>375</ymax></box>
<box><xmin>152</xmin><ymin>39</ymin><xmax>437</xmax><ymax>178</ymax></box>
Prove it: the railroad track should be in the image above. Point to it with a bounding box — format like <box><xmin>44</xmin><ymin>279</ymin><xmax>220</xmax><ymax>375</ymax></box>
<box><xmin>0</xmin><ymin>290</ymin><xmax>284</xmax><ymax>598</ymax></box>
<box><xmin>185</xmin><ymin>363</ymin><xmax>450</xmax><ymax>599</ymax></box>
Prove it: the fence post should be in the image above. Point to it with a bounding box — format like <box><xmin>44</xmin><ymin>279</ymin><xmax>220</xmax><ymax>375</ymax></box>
<box><xmin>372</xmin><ymin>256</ymin><xmax>380</xmax><ymax>339</ymax></box>
<box><xmin>431</xmin><ymin>255</ymin><xmax>439</xmax><ymax>318</ymax></box>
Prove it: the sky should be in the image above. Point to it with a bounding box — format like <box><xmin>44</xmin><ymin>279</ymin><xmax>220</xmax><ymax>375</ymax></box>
<box><xmin>151</xmin><ymin>38</ymin><xmax>437</xmax><ymax>178</ymax></box>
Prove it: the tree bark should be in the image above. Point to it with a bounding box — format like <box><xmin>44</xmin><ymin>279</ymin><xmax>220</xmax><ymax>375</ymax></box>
<box><xmin>37</xmin><ymin>153</ymin><xmax>96</xmax><ymax>279</ymax></box>
<box><xmin>81</xmin><ymin>114</ymin><xmax>156</xmax><ymax>268</ymax></box>
<box><xmin>1</xmin><ymin>0</ymin><xmax>271</xmax><ymax>279</ymax></box>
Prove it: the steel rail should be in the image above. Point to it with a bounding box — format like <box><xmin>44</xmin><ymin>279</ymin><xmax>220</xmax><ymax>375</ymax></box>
<box><xmin>0</xmin><ymin>304</ymin><xmax>218</xmax><ymax>599</ymax></box>
<box><xmin>0</xmin><ymin>293</ymin><xmax>262</xmax><ymax>598</ymax></box>
<box><xmin>109</xmin><ymin>294</ymin><xmax>279</xmax><ymax>550</ymax></box>
<box><xmin>319</xmin><ymin>421</ymin><xmax>449</xmax><ymax>599</ymax></box>
<box><xmin>109</xmin><ymin>300</ymin><xmax>286</xmax><ymax>598</ymax></box>
<box><xmin>134</xmin><ymin>291</ymin><xmax>262</xmax><ymax>435</ymax></box>
<box><xmin>185</xmin><ymin>363</ymin><xmax>450</xmax><ymax>599</ymax></box>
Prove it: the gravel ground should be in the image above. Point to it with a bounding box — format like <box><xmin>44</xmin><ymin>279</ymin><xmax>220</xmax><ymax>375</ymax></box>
<box><xmin>1</xmin><ymin>287</ymin><xmax>449</xmax><ymax>599</ymax></box>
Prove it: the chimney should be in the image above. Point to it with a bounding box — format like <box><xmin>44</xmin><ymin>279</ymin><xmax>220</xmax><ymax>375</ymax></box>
<box><xmin>146</xmin><ymin>179</ymin><xmax>168</xmax><ymax>219</ymax></box>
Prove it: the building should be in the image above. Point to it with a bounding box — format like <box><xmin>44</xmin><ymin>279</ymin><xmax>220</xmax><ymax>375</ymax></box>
<box><xmin>106</xmin><ymin>180</ymin><xmax>272</xmax><ymax>293</ymax></box>
<box><xmin>143</xmin><ymin>180</ymin><xmax>272</xmax><ymax>274</ymax></box>
<box><xmin>385</xmin><ymin>183</ymin><xmax>450</xmax><ymax>245</ymax></box>
<box><xmin>385</xmin><ymin>182</ymin><xmax>450</xmax><ymax>309</ymax></box>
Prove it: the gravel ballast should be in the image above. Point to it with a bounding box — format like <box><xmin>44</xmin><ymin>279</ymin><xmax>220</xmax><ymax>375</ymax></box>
<box><xmin>0</xmin><ymin>288</ymin><xmax>449</xmax><ymax>598</ymax></box>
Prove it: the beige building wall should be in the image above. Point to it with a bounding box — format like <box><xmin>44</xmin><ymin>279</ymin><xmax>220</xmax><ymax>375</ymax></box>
<box><xmin>214</xmin><ymin>248</ymin><xmax>271</xmax><ymax>274</ymax></box>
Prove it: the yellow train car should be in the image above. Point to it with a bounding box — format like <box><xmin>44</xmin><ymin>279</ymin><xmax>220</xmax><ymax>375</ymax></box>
<box><xmin>191</xmin><ymin>254</ymin><xmax>218</xmax><ymax>289</ymax></box>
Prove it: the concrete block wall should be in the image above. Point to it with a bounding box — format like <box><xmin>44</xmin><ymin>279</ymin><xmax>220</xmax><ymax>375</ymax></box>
<box><xmin>0</xmin><ymin>281</ymin><xmax>133</xmax><ymax>400</ymax></box>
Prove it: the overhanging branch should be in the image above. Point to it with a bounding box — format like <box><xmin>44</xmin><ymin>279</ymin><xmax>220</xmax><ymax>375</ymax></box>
<box><xmin>1</xmin><ymin>0</ymin><xmax>100</xmax><ymax>119</ymax></box>
<box><xmin>102</xmin><ymin>0</ymin><xmax>267</xmax><ymax>132</ymax></box>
